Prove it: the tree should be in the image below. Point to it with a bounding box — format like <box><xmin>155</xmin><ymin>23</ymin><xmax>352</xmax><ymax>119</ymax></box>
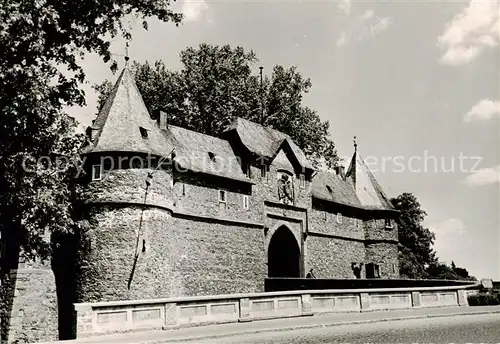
<box><xmin>0</xmin><ymin>0</ymin><xmax>182</xmax><ymax>261</ymax></box>
<box><xmin>95</xmin><ymin>44</ymin><xmax>339</xmax><ymax>168</ymax></box>
<box><xmin>392</xmin><ymin>193</ymin><xmax>475</xmax><ymax>281</ymax></box>
<box><xmin>391</xmin><ymin>193</ymin><xmax>437</xmax><ymax>279</ymax></box>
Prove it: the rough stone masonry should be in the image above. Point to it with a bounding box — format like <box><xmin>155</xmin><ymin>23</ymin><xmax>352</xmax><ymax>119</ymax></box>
<box><xmin>1</xmin><ymin>67</ymin><xmax>399</xmax><ymax>343</ymax></box>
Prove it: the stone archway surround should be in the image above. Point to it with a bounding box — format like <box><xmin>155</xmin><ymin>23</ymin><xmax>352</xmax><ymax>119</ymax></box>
<box><xmin>264</xmin><ymin>215</ymin><xmax>306</xmax><ymax>278</ymax></box>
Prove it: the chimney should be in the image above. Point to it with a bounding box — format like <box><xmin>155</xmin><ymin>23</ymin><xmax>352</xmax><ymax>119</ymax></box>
<box><xmin>157</xmin><ymin>110</ymin><xmax>167</xmax><ymax>130</ymax></box>
<box><xmin>334</xmin><ymin>165</ymin><xmax>346</xmax><ymax>179</ymax></box>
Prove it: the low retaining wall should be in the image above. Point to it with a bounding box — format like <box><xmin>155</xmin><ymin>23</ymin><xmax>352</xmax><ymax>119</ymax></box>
<box><xmin>265</xmin><ymin>278</ymin><xmax>478</xmax><ymax>292</ymax></box>
<box><xmin>74</xmin><ymin>284</ymin><xmax>478</xmax><ymax>338</ymax></box>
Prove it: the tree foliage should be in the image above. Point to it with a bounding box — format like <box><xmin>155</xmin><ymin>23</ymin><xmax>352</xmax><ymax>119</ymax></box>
<box><xmin>95</xmin><ymin>44</ymin><xmax>339</xmax><ymax>168</ymax></box>
<box><xmin>392</xmin><ymin>193</ymin><xmax>475</xmax><ymax>281</ymax></box>
<box><xmin>0</xmin><ymin>0</ymin><xmax>182</xmax><ymax>261</ymax></box>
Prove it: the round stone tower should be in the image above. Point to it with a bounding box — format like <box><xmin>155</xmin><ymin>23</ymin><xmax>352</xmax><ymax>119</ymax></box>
<box><xmin>76</xmin><ymin>68</ymin><xmax>176</xmax><ymax>302</ymax></box>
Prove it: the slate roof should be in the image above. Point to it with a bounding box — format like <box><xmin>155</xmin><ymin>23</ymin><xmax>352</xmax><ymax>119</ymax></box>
<box><xmin>311</xmin><ymin>171</ymin><xmax>361</xmax><ymax>208</ymax></box>
<box><xmin>345</xmin><ymin>152</ymin><xmax>395</xmax><ymax>211</ymax></box>
<box><xmin>224</xmin><ymin>118</ymin><xmax>313</xmax><ymax>170</ymax></box>
<box><xmin>81</xmin><ymin>67</ymin><xmax>393</xmax><ymax>206</ymax></box>
<box><xmin>167</xmin><ymin>125</ymin><xmax>251</xmax><ymax>183</ymax></box>
<box><xmin>81</xmin><ymin>68</ymin><xmax>172</xmax><ymax>157</ymax></box>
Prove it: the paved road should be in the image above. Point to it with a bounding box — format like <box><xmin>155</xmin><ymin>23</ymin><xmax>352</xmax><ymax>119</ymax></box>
<box><xmin>184</xmin><ymin>314</ymin><xmax>500</xmax><ymax>343</ymax></box>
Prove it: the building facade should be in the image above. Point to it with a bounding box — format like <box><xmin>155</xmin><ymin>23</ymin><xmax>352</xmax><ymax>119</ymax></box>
<box><xmin>75</xmin><ymin>67</ymin><xmax>400</xmax><ymax>303</ymax></box>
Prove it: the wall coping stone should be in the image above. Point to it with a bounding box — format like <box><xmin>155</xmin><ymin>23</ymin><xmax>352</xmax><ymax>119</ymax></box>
<box><xmin>74</xmin><ymin>283</ymin><xmax>481</xmax><ymax>309</ymax></box>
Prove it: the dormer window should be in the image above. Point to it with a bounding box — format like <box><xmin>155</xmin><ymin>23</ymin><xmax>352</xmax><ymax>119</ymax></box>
<box><xmin>260</xmin><ymin>165</ymin><xmax>267</xmax><ymax>178</ymax></box>
<box><xmin>208</xmin><ymin>152</ymin><xmax>216</xmax><ymax>161</ymax></box>
<box><xmin>299</xmin><ymin>174</ymin><xmax>305</xmax><ymax>188</ymax></box>
<box><xmin>139</xmin><ymin>127</ymin><xmax>148</xmax><ymax>139</ymax></box>
<box><xmin>385</xmin><ymin>218</ymin><xmax>393</xmax><ymax>229</ymax></box>
<box><xmin>92</xmin><ymin>164</ymin><xmax>102</xmax><ymax>181</ymax></box>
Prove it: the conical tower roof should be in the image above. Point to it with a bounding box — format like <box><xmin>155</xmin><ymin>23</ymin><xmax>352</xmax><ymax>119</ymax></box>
<box><xmin>346</xmin><ymin>144</ymin><xmax>394</xmax><ymax>211</ymax></box>
<box><xmin>82</xmin><ymin>68</ymin><xmax>172</xmax><ymax>157</ymax></box>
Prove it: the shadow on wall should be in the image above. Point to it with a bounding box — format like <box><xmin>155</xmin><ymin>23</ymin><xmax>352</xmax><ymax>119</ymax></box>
<box><xmin>0</xmin><ymin>229</ymin><xmax>19</xmax><ymax>344</ymax></box>
<box><xmin>52</xmin><ymin>232</ymin><xmax>80</xmax><ymax>340</ymax></box>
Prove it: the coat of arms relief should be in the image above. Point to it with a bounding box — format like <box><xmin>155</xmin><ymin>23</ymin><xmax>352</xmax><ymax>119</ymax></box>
<box><xmin>277</xmin><ymin>171</ymin><xmax>294</xmax><ymax>205</ymax></box>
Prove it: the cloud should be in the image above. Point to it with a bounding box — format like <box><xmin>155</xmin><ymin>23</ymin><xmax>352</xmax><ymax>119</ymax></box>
<box><xmin>182</xmin><ymin>0</ymin><xmax>209</xmax><ymax>22</ymax></box>
<box><xmin>463</xmin><ymin>164</ymin><xmax>500</xmax><ymax>186</ymax></box>
<box><xmin>336</xmin><ymin>32</ymin><xmax>348</xmax><ymax>47</ymax></box>
<box><xmin>336</xmin><ymin>9</ymin><xmax>392</xmax><ymax>47</ymax></box>
<box><xmin>429</xmin><ymin>218</ymin><xmax>468</xmax><ymax>264</ymax></box>
<box><xmin>337</xmin><ymin>0</ymin><xmax>352</xmax><ymax>15</ymax></box>
<box><xmin>438</xmin><ymin>0</ymin><xmax>499</xmax><ymax>66</ymax></box>
<box><xmin>464</xmin><ymin>99</ymin><xmax>500</xmax><ymax>122</ymax></box>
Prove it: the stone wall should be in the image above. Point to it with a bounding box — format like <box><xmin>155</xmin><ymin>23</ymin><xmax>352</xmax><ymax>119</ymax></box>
<box><xmin>365</xmin><ymin>242</ymin><xmax>399</xmax><ymax>279</ymax></box>
<box><xmin>76</xmin><ymin>152</ymin><xmax>399</xmax><ymax>305</ymax></box>
<box><xmin>306</xmin><ymin>236</ymin><xmax>365</xmax><ymax>279</ymax></box>
<box><xmin>76</xmin><ymin>204</ymin><xmax>266</xmax><ymax>303</ymax></box>
<box><xmin>1</xmin><ymin>260</ymin><xmax>58</xmax><ymax>344</ymax></box>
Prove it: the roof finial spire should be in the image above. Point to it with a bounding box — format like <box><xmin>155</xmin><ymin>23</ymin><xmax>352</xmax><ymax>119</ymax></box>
<box><xmin>353</xmin><ymin>136</ymin><xmax>357</xmax><ymax>152</ymax></box>
<box><xmin>125</xmin><ymin>42</ymin><xmax>130</xmax><ymax>66</ymax></box>
<box><xmin>259</xmin><ymin>66</ymin><xmax>264</xmax><ymax>124</ymax></box>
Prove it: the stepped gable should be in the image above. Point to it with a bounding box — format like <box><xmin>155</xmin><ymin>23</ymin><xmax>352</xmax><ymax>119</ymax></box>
<box><xmin>224</xmin><ymin>117</ymin><xmax>313</xmax><ymax>170</ymax></box>
<box><xmin>82</xmin><ymin>68</ymin><xmax>173</xmax><ymax>157</ymax></box>
<box><xmin>167</xmin><ymin>125</ymin><xmax>251</xmax><ymax>183</ymax></box>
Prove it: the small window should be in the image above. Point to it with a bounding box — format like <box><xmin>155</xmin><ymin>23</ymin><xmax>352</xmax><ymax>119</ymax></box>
<box><xmin>354</xmin><ymin>218</ymin><xmax>359</xmax><ymax>229</ymax></box>
<box><xmin>139</xmin><ymin>127</ymin><xmax>148</xmax><ymax>139</ymax></box>
<box><xmin>299</xmin><ymin>174</ymin><xmax>305</xmax><ymax>188</ymax></box>
<box><xmin>218</xmin><ymin>190</ymin><xmax>226</xmax><ymax>203</ymax></box>
<box><xmin>392</xmin><ymin>263</ymin><xmax>396</xmax><ymax>274</ymax></box>
<box><xmin>243</xmin><ymin>163</ymin><xmax>251</xmax><ymax>178</ymax></box>
<box><xmin>242</xmin><ymin>195</ymin><xmax>249</xmax><ymax>210</ymax></box>
<box><xmin>260</xmin><ymin>165</ymin><xmax>267</xmax><ymax>178</ymax></box>
<box><xmin>385</xmin><ymin>218</ymin><xmax>393</xmax><ymax>229</ymax></box>
<box><xmin>324</xmin><ymin>211</ymin><xmax>328</xmax><ymax>221</ymax></box>
<box><xmin>336</xmin><ymin>213</ymin><xmax>343</xmax><ymax>224</ymax></box>
<box><xmin>326</xmin><ymin>185</ymin><xmax>333</xmax><ymax>194</ymax></box>
<box><xmin>208</xmin><ymin>152</ymin><xmax>216</xmax><ymax>161</ymax></box>
<box><xmin>92</xmin><ymin>164</ymin><xmax>102</xmax><ymax>181</ymax></box>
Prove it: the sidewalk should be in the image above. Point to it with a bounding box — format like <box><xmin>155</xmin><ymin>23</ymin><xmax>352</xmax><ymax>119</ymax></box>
<box><xmin>42</xmin><ymin>305</ymin><xmax>500</xmax><ymax>344</ymax></box>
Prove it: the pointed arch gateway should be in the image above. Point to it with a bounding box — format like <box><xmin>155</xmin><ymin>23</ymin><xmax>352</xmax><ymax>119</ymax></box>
<box><xmin>267</xmin><ymin>225</ymin><xmax>301</xmax><ymax>278</ymax></box>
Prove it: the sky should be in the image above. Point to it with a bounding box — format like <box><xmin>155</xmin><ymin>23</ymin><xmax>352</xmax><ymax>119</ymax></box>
<box><xmin>70</xmin><ymin>0</ymin><xmax>500</xmax><ymax>280</ymax></box>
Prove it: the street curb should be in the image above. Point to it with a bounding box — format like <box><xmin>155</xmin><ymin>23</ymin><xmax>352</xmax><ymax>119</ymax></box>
<box><xmin>132</xmin><ymin>310</ymin><xmax>500</xmax><ymax>344</ymax></box>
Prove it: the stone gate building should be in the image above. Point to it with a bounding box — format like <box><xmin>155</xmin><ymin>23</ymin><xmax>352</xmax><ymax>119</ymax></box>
<box><xmin>76</xmin><ymin>67</ymin><xmax>399</xmax><ymax>303</ymax></box>
<box><xmin>1</xmin><ymin>67</ymin><xmax>400</xmax><ymax>343</ymax></box>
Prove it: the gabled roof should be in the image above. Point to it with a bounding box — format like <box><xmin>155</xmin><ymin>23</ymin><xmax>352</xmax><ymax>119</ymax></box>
<box><xmin>224</xmin><ymin>117</ymin><xmax>313</xmax><ymax>170</ymax></box>
<box><xmin>81</xmin><ymin>68</ymin><xmax>172</xmax><ymax>157</ymax></box>
<box><xmin>168</xmin><ymin>125</ymin><xmax>251</xmax><ymax>183</ymax></box>
<box><xmin>346</xmin><ymin>151</ymin><xmax>394</xmax><ymax>211</ymax></box>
